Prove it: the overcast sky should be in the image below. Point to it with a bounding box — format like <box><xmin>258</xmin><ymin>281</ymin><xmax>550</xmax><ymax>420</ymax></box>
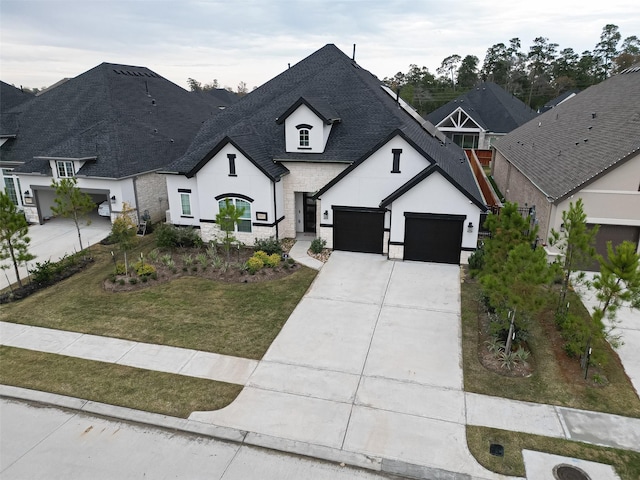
<box><xmin>1</xmin><ymin>0</ymin><xmax>638</xmax><ymax>92</ymax></box>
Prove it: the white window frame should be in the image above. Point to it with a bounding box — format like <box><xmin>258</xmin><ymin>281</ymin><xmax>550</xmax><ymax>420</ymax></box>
<box><xmin>56</xmin><ymin>160</ymin><xmax>75</xmax><ymax>178</ymax></box>
<box><xmin>180</xmin><ymin>192</ymin><xmax>192</xmax><ymax>216</ymax></box>
<box><xmin>299</xmin><ymin>129</ymin><xmax>310</xmax><ymax>147</ymax></box>
<box><xmin>218</xmin><ymin>198</ymin><xmax>251</xmax><ymax>233</ymax></box>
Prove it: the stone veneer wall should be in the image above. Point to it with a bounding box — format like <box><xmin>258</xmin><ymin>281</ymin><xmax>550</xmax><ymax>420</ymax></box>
<box><xmin>388</xmin><ymin>244</ymin><xmax>404</xmax><ymax>260</ymax></box>
<box><xmin>135</xmin><ymin>172</ymin><xmax>169</xmax><ymax>223</ymax></box>
<box><xmin>280</xmin><ymin>162</ymin><xmax>348</xmax><ymax>238</ymax></box>
<box><xmin>200</xmin><ymin>222</ymin><xmax>276</xmax><ymax>245</ymax></box>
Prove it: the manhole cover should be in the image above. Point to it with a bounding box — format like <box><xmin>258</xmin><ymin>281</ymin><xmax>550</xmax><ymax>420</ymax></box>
<box><xmin>489</xmin><ymin>443</ymin><xmax>504</xmax><ymax>457</ymax></box>
<box><xmin>553</xmin><ymin>464</ymin><xmax>591</xmax><ymax>480</ymax></box>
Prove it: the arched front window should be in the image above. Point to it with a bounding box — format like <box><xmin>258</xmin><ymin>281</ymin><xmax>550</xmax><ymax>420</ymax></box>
<box><xmin>218</xmin><ymin>198</ymin><xmax>251</xmax><ymax>232</ymax></box>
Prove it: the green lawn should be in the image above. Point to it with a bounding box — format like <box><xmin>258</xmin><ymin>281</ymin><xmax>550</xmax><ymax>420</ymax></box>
<box><xmin>461</xmin><ymin>271</ymin><xmax>640</xmax><ymax>417</ymax></box>
<box><xmin>0</xmin><ymin>346</ymin><xmax>242</xmax><ymax>418</ymax></box>
<box><xmin>1</xmin><ymin>242</ymin><xmax>317</xmax><ymax>360</ymax></box>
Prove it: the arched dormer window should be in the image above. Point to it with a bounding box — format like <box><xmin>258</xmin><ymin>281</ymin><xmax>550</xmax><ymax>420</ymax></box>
<box><xmin>296</xmin><ymin>124</ymin><xmax>313</xmax><ymax>149</ymax></box>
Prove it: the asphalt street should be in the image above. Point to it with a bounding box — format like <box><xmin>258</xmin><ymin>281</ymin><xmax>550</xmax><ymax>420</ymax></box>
<box><xmin>0</xmin><ymin>398</ymin><xmax>403</xmax><ymax>480</ymax></box>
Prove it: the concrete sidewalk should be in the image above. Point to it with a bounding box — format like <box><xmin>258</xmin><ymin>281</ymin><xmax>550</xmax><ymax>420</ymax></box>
<box><xmin>2</xmin><ymin>249</ymin><xmax>638</xmax><ymax>480</ymax></box>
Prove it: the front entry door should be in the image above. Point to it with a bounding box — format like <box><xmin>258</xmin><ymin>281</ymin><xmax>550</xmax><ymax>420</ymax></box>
<box><xmin>303</xmin><ymin>193</ymin><xmax>316</xmax><ymax>233</ymax></box>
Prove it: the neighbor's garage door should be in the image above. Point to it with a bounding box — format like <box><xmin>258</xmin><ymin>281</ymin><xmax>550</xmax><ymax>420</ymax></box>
<box><xmin>333</xmin><ymin>207</ymin><xmax>385</xmax><ymax>254</ymax></box>
<box><xmin>404</xmin><ymin>213</ymin><xmax>465</xmax><ymax>264</ymax></box>
<box><xmin>586</xmin><ymin>223</ymin><xmax>640</xmax><ymax>271</ymax></box>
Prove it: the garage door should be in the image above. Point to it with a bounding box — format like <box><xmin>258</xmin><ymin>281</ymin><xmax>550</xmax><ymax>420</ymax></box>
<box><xmin>333</xmin><ymin>207</ymin><xmax>384</xmax><ymax>254</ymax></box>
<box><xmin>585</xmin><ymin>223</ymin><xmax>640</xmax><ymax>271</ymax></box>
<box><xmin>404</xmin><ymin>213</ymin><xmax>465</xmax><ymax>264</ymax></box>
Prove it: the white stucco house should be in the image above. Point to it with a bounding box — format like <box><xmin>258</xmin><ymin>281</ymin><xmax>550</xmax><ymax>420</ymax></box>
<box><xmin>161</xmin><ymin>45</ymin><xmax>489</xmax><ymax>264</ymax></box>
<box><xmin>1</xmin><ymin>63</ymin><xmax>216</xmax><ymax>225</ymax></box>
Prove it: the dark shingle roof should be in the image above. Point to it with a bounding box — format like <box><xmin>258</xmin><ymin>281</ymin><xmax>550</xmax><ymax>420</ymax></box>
<box><xmin>3</xmin><ymin>64</ymin><xmax>216</xmax><ymax>178</ymax></box>
<box><xmin>426</xmin><ymin>82</ymin><xmax>537</xmax><ymax>133</ymax></box>
<box><xmin>194</xmin><ymin>88</ymin><xmax>240</xmax><ymax>109</ymax></box>
<box><xmin>494</xmin><ymin>68</ymin><xmax>640</xmax><ymax>202</ymax></box>
<box><xmin>166</xmin><ymin>44</ymin><xmax>484</xmax><ymax>206</ymax></box>
<box><xmin>0</xmin><ymin>81</ymin><xmax>34</xmax><ymax>114</ymax></box>
<box><xmin>538</xmin><ymin>90</ymin><xmax>579</xmax><ymax>113</ymax></box>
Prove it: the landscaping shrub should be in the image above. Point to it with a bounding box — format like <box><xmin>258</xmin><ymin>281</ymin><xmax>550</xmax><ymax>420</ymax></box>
<box><xmin>133</xmin><ymin>261</ymin><xmax>156</xmax><ymax>277</ymax></box>
<box><xmin>254</xmin><ymin>250</ymin><xmax>270</xmax><ymax>264</ymax></box>
<box><xmin>468</xmin><ymin>246</ymin><xmax>485</xmax><ymax>275</ymax></box>
<box><xmin>254</xmin><ymin>237</ymin><xmax>283</xmax><ymax>256</ymax></box>
<box><xmin>310</xmin><ymin>237</ymin><xmax>326</xmax><ymax>254</ymax></box>
<box><xmin>155</xmin><ymin>223</ymin><xmax>203</xmax><ymax>249</ymax></box>
<box><xmin>115</xmin><ymin>262</ymin><xmax>126</xmax><ymax>275</ymax></box>
<box><xmin>266</xmin><ymin>253</ymin><xmax>281</xmax><ymax>267</ymax></box>
<box><xmin>246</xmin><ymin>256</ymin><xmax>264</xmax><ymax>274</ymax></box>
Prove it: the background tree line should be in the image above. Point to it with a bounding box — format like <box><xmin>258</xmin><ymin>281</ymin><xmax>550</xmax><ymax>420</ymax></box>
<box><xmin>383</xmin><ymin>24</ymin><xmax>639</xmax><ymax>114</ymax></box>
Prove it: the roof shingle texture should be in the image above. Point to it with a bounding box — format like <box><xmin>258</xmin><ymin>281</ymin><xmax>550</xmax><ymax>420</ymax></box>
<box><xmin>426</xmin><ymin>82</ymin><xmax>537</xmax><ymax>133</ymax></box>
<box><xmin>2</xmin><ymin>64</ymin><xmax>216</xmax><ymax>178</ymax></box>
<box><xmin>168</xmin><ymin>44</ymin><xmax>483</xmax><ymax>205</ymax></box>
<box><xmin>494</xmin><ymin>69</ymin><xmax>640</xmax><ymax>201</ymax></box>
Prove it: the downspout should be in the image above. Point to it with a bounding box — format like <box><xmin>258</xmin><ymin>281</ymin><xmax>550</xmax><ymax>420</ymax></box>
<box><xmin>133</xmin><ymin>176</ymin><xmax>141</xmax><ymax>224</ymax></box>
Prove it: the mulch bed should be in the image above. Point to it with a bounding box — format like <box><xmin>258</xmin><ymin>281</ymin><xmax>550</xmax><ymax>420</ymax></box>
<box><xmin>103</xmin><ymin>246</ymin><xmax>301</xmax><ymax>293</ymax></box>
<box><xmin>0</xmin><ymin>257</ymin><xmax>95</xmax><ymax>304</ymax></box>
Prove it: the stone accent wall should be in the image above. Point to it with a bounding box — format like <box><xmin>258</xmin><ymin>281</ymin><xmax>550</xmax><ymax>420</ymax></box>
<box><xmin>199</xmin><ymin>223</ymin><xmax>275</xmax><ymax>245</ymax></box>
<box><xmin>383</xmin><ymin>231</ymin><xmax>390</xmax><ymax>255</ymax></box>
<box><xmin>135</xmin><ymin>172</ymin><xmax>169</xmax><ymax>223</ymax></box>
<box><xmin>388</xmin><ymin>244</ymin><xmax>404</xmax><ymax>260</ymax></box>
<box><xmin>280</xmin><ymin>162</ymin><xmax>348</xmax><ymax>238</ymax></box>
<box><xmin>319</xmin><ymin>225</ymin><xmax>333</xmax><ymax>249</ymax></box>
<box><xmin>23</xmin><ymin>205</ymin><xmax>39</xmax><ymax>224</ymax></box>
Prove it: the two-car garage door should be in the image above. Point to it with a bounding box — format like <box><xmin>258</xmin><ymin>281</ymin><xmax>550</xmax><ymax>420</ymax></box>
<box><xmin>332</xmin><ymin>207</ymin><xmax>464</xmax><ymax>264</ymax></box>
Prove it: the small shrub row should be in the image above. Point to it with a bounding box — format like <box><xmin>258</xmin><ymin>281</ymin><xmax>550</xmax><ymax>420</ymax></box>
<box><xmin>29</xmin><ymin>252</ymin><xmax>87</xmax><ymax>285</ymax></box>
<box><xmin>310</xmin><ymin>237</ymin><xmax>326</xmax><ymax>254</ymax></box>
<box><xmin>253</xmin><ymin>237</ymin><xmax>283</xmax><ymax>256</ymax></box>
<box><xmin>245</xmin><ymin>250</ymin><xmax>282</xmax><ymax>274</ymax></box>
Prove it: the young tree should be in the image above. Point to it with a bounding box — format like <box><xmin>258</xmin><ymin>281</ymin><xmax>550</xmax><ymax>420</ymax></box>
<box><xmin>594</xmin><ymin>24</ymin><xmax>621</xmax><ymax>79</ymax></box>
<box><xmin>110</xmin><ymin>202</ymin><xmax>138</xmax><ymax>275</ymax></box>
<box><xmin>0</xmin><ymin>192</ymin><xmax>36</xmax><ymax>288</ymax></box>
<box><xmin>51</xmin><ymin>177</ymin><xmax>96</xmax><ymax>251</ymax></box>
<box><xmin>548</xmin><ymin>199</ymin><xmax>599</xmax><ymax>313</ymax></box>
<box><xmin>216</xmin><ymin>199</ymin><xmax>245</xmax><ymax>264</ymax></box>
<box><xmin>590</xmin><ymin>241</ymin><xmax>640</xmax><ymax>345</ymax></box>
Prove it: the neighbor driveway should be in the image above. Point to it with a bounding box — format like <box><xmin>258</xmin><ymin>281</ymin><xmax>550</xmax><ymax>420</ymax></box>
<box><xmin>190</xmin><ymin>251</ymin><xmax>502</xmax><ymax>478</ymax></box>
<box><xmin>1</xmin><ymin>215</ymin><xmax>112</xmax><ymax>290</ymax></box>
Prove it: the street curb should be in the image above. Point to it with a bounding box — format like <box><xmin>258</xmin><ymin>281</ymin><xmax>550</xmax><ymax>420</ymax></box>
<box><xmin>0</xmin><ymin>385</ymin><xmax>510</xmax><ymax>480</ymax></box>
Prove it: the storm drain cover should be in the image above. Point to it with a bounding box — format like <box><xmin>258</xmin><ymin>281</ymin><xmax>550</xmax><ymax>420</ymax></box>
<box><xmin>489</xmin><ymin>443</ymin><xmax>504</xmax><ymax>457</ymax></box>
<box><xmin>553</xmin><ymin>464</ymin><xmax>591</xmax><ymax>480</ymax></box>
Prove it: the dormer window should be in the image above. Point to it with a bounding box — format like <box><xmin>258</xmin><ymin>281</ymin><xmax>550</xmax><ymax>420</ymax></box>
<box><xmin>299</xmin><ymin>129</ymin><xmax>310</xmax><ymax>147</ymax></box>
<box><xmin>296</xmin><ymin>124</ymin><xmax>313</xmax><ymax>149</ymax></box>
<box><xmin>56</xmin><ymin>160</ymin><xmax>75</xmax><ymax>178</ymax></box>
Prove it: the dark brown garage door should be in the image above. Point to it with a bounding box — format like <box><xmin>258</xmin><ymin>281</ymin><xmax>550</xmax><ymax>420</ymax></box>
<box><xmin>404</xmin><ymin>213</ymin><xmax>465</xmax><ymax>264</ymax></box>
<box><xmin>585</xmin><ymin>223</ymin><xmax>640</xmax><ymax>271</ymax></box>
<box><xmin>333</xmin><ymin>207</ymin><xmax>384</xmax><ymax>254</ymax></box>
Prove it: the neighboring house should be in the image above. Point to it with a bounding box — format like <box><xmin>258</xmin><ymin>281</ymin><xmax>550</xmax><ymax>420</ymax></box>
<box><xmin>492</xmin><ymin>65</ymin><xmax>640</xmax><ymax>268</ymax></box>
<box><xmin>537</xmin><ymin>90</ymin><xmax>579</xmax><ymax>113</ymax></box>
<box><xmin>1</xmin><ymin>63</ymin><xmax>216</xmax><ymax>225</ymax></box>
<box><xmin>426</xmin><ymin>82</ymin><xmax>537</xmax><ymax>151</ymax></box>
<box><xmin>162</xmin><ymin>44</ymin><xmax>488</xmax><ymax>264</ymax></box>
<box><xmin>0</xmin><ymin>81</ymin><xmax>34</xmax><ymax>206</ymax></box>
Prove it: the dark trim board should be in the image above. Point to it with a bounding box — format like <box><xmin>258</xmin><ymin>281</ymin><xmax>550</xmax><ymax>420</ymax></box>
<box><xmin>214</xmin><ymin>193</ymin><xmax>255</xmax><ymax>202</ymax></box>
<box><xmin>404</xmin><ymin>212</ymin><xmax>467</xmax><ymax>221</ymax></box>
<box><xmin>389</xmin><ymin>241</ymin><xmax>404</xmax><ymax>246</ymax></box>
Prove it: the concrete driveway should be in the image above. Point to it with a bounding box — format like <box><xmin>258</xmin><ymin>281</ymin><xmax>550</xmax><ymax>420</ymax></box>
<box><xmin>1</xmin><ymin>214</ymin><xmax>112</xmax><ymax>290</ymax></box>
<box><xmin>190</xmin><ymin>252</ymin><xmax>501</xmax><ymax>478</ymax></box>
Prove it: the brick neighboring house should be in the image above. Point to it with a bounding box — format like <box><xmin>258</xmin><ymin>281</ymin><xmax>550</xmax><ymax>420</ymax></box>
<box><xmin>162</xmin><ymin>44</ymin><xmax>488</xmax><ymax>264</ymax></box>
<box><xmin>492</xmin><ymin>65</ymin><xmax>640</xmax><ymax>267</ymax></box>
<box><xmin>1</xmin><ymin>63</ymin><xmax>217</xmax><ymax>225</ymax></box>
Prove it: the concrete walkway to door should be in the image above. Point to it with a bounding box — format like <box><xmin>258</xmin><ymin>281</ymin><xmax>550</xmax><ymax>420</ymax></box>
<box><xmin>190</xmin><ymin>251</ymin><xmax>494</xmax><ymax>478</ymax></box>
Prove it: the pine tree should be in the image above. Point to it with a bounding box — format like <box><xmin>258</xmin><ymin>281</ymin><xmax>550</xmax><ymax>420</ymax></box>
<box><xmin>0</xmin><ymin>192</ymin><xmax>36</xmax><ymax>288</ymax></box>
